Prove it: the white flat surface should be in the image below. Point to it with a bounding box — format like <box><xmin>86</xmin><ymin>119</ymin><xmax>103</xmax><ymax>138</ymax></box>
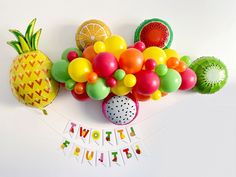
<box><xmin>0</xmin><ymin>0</ymin><xmax>236</xmax><ymax>176</ymax></box>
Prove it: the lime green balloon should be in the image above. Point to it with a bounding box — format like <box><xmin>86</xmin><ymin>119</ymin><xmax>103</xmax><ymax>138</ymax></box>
<box><xmin>86</xmin><ymin>78</ymin><xmax>110</xmax><ymax>100</ymax></box>
<box><xmin>51</xmin><ymin>60</ymin><xmax>70</xmax><ymax>82</ymax></box>
<box><xmin>155</xmin><ymin>64</ymin><xmax>168</xmax><ymax>76</ymax></box>
<box><xmin>180</xmin><ymin>56</ymin><xmax>192</xmax><ymax>66</ymax></box>
<box><xmin>114</xmin><ymin>69</ymin><xmax>126</xmax><ymax>80</ymax></box>
<box><xmin>65</xmin><ymin>79</ymin><xmax>76</xmax><ymax>90</ymax></box>
<box><xmin>160</xmin><ymin>69</ymin><xmax>182</xmax><ymax>92</ymax></box>
<box><xmin>61</xmin><ymin>47</ymin><xmax>82</xmax><ymax>60</ymax></box>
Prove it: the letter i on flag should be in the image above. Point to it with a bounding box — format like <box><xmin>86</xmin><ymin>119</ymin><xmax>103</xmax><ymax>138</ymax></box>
<box><xmin>109</xmin><ymin>150</ymin><xmax>124</xmax><ymax>166</ymax></box>
<box><xmin>96</xmin><ymin>151</ymin><xmax>109</xmax><ymax>167</ymax></box>
<box><xmin>103</xmin><ymin>129</ymin><xmax>116</xmax><ymax>146</ymax></box>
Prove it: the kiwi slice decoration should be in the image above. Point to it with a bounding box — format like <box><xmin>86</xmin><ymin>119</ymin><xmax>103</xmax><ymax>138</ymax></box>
<box><xmin>190</xmin><ymin>56</ymin><xmax>228</xmax><ymax>94</ymax></box>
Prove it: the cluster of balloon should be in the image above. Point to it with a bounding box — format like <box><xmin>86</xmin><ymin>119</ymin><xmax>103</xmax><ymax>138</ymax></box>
<box><xmin>7</xmin><ymin>18</ymin><xmax>227</xmax><ymax>119</ymax></box>
<box><xmin>50</xmin><ymin>18</ymin><xmax>227</xmax><ymax>125</ymax></box>
<box><xmin>50</xmin><ymin>19</ymin><xmax>198</xmax><ymax>125</ymax></box>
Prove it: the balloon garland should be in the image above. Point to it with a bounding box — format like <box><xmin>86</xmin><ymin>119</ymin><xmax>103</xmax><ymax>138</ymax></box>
<box><xmin>8</xmin><ymin>18</ymin><xmax>228</xmax><ymax>123</ymax></box>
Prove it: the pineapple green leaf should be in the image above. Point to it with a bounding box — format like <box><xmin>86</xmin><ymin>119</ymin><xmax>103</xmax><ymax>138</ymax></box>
<box><xmin>9</xmin><ymin>29</ymin><xmax>30</xmax><ymax>52</ymax></box>
<box><xmin>31</xmin><ymin>28</ymin><xmax>42</xmax><ymax>51</ymax></box>
<box><xmin>25</xmin><ymin>18</ymin><xmax>37</xmax><ymax>49</ymax></box>
<box><xmin>7</xmin><ymin>41</ymin><xmax>23</xmax><ymax>54</ymax></box>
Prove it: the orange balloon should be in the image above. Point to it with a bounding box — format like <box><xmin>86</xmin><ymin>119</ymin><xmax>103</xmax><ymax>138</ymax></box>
<box><xmin>167</xmin><ymin>57</ymin><xmax>179</xmax><ymax>69</ymax></box>
<box><xmin>74</xmin><ymin>82</ymin><xmax>86</xmax><ymax>95</ymax></box>
<box><xmin>82</xmin><ymin>45</ymin><xmax>97</xmax><ymax>63</ymax></box>
<box><xmin>161</xmin><ymin>92</ymin><xmax>168</xmax><ymax>97</ymax></box>
<box><xmin>87</xmin><ymin>72</ymin><xmax>98</xmax><ymax>83</ymax></box>
<box><xmin>119</xmin><ymin>48</ymin><xmax>144</xmax><ymax>74</ymax></box>
<box><xmin>175</xmin><ymin>61</ymin><xmax>187</xmax><ymax>73</ymax></box>
<box><xmin>132</xmin><ymin>87</ymin><xmax>151</xmax><ymax>101</ymax></box>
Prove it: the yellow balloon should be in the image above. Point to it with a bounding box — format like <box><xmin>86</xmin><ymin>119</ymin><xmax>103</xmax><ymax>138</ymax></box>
<box><xmin>151</xmin><ymin>90</ymin><xmax>162</xmax><ymax>100</ymax></box>
<box><xmin>164</xmin><ymin>49</ymin><xmax>180</xmax><ymax>59</ymax></box>
<box><xmin>68</xmin><ymin>58</ymin><xmax>92</xmax><ymax>82</ymax></box>
<box><xmin>94</xmin><ymin>41</ymin><xmax>106</xmax><ymax>53</ymax></box>
<box><xmin>123</xmin><ymin>74</ymin><xmax>136</xmax><ymax>87</ymax></box>
<box><xmin>104</xmin><ymin>35</ymin><xmax>127</xmax><ymax>59</ymax></box>
<box><xmin>143</xmin><ymin>47</ymin><xmax>167</xmax><ymax>64</ymax></box>
<box><xmin>111</xmin><ymin>80</ymin><xmax>131</xmax><ymax>96</ymax></box>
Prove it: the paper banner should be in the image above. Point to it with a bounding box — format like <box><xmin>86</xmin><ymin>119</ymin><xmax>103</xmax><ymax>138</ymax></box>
<box><xmin>71</xmin><ymin>144</ymin><xmax>85</xmax><ymax>163</ymax></box>
<box><xmin>126</xmin><ymin>126</ymin><xmax>140</xmax><ymax>143</ymax></box>
<box><xmin>76</xmin><ymin>125</ymin><xmax>91</xmax><ymax>144</ymax></box>
<box><xmin>120</xmin><ymin>146</ymin><xmax>136</xmax><ymax>165</ymax></box>
<box><xmin>59</xmin><ymin>140</ymin><xmax>145</xmax><ymax>167</ymax></box>
<box><xmin>60</xmin><ymin>139</ymin><xmax>73</xmax><ymax>156</ymax></box>
<box><xmin>90</xmin><ymin>129</ymin><xmax>103</xmax><ymax>146</ymax></box>
<box><xmin>109</xmin><ymin>149</ymin><xmax>124</xmax><ymax>167</ymax></box>
<box><xmin>62</xmin><ymin>120</ymin><xmax>141</xmax><ymax>147</ymax></box>
<box><xmin>59</xmin><ymin>120</ymin><xmax>145</xmax><ymax>167</ymax></box>
<box><xmin>96</xmin><ymin>151</ymin><xmax>110</xmax><ymax>167</ymax></box>
<box><xmin>115</xmin><ymin>128</ymin><xmax>130</xmax><ymax>145</ymax></box>
<box><xmin>63</xmin><ymin>121</ymin><xmax>79</xmax><ymax>139</ymax></box>
<box><xmin>82</xmin><ymin>148</ymin><xmax>97</xmax><ymax>166</ymax></box>
<box><xmin>103</xmin><ymin>129</ymin><xmax>116</xmax><ymax>146</ymax></box>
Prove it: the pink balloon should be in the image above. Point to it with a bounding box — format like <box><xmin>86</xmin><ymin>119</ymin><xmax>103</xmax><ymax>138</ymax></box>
<box><xmin>179</xmin><ymin>68</ymin><xmax>197</xmax><ymax>90</ymax></box>
<box><xmin>135</xmin><ymin>70</ymin><xmax>160</xmax><ymax>95</ymax></box>
<box><xmin>93</xmin><ymin>52</ymin><xmax>118</xmax><ymax>78</ymax></box>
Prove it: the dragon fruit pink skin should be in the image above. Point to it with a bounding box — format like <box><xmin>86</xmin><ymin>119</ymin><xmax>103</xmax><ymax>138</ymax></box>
<box><xmin>102</xmin><ymin>94</ymin><xmax>139</xmax><ymax>125</ymax></box>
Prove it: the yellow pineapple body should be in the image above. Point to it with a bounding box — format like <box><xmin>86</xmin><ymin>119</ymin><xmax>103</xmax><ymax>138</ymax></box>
<box><xmin>10</xmin><ymin>50</ymin><xmax>59</xmax><ymax>109</ymax></box>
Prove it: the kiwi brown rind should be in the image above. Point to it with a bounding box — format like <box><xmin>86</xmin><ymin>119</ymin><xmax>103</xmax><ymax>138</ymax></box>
<box><xmin>190</xmin><ymin>56</ymin><xmax>228</xmax><ymax>94</ymax></box>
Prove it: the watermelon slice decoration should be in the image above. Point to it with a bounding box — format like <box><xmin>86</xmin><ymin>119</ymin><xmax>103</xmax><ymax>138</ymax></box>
<box><xmin>134</xmin><ymin>18</ymin><xmax>173</xmax><ymax>49</ymax></box>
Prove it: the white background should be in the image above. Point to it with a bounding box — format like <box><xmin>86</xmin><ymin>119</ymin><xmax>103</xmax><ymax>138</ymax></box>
<box><xmin>0</xmin><ymin>0</ymin><xmax>236</xmax><ymax>176</ymax></box>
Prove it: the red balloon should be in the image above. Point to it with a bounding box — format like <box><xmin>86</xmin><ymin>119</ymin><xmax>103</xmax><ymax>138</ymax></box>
<box><xmin>93</xmin><ymin>52</ymin><xmax>118</xmax><ymax>78</ymax></box>
<box><xmin>132</xmin><ymin>86</ymin><xmax>151</xmax><ymax>101</ymax></box>
<box><xmin>119</xmin><ymin>48</ymin><xmax>144</xmax><ymax>74</ymax></box>
<box><xmin>145</xmin><ymin>58</ymin><xmax>156</xmax><ymax>70</ymax></box>
<box><xmin>134</xmin><ymin>41</ymin><xmax>146</xmax><ymax>52</ymax></box>
<box><xmin>179</xmin><ymin>68</ymin><xmax>197</xmax><ymax>90</ymax></box>
<box><xmin>67</xmin><ymin>51</ymin><xmax>79</xmax><ymax>62</ymax></box>
<box><xmin>71</xmin><ymin>90</ymin><xmax>90</xmax><ymax>101</ymax></box>
<box><xmin>106</xmin><ymin>77</ymin><xmax>117</xmax><ymax>87</ymax></box>
<box><xmin>135</xmin><ymin>70</ymin><xmax>160</xmax><ymax>95</ymax></box>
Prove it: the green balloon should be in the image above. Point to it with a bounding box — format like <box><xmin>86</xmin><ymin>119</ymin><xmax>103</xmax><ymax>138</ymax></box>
<box><xmin>51</xmin><ymin>60</ymin><xmax>71</xmax><ymax>82</ymax></box>
<box><xmin>65</xmin><ymin>79</ymin><xmax>76</xmax><ymax>91</ymax></box>
<box><xmin>160</xmin><ymin>69</ymin><xmax>182</xmax><ymax>93</ymax></box>
<box><xmin>180</xmin><ymin>56</ymin><xmax>192</xmax><ymax>67</ymax></box>
<box><xmin>114</xmin><ymin>69</ymin><xmax>126</xmax><ymax>80</ymax></box>
<box><xmin>61</xmin><ymin>47</ymin><xmax>82</xmax><ymax>60</ymax></box>
<box><xmin>86</xmin><ymin>78</ymin><xmax>110</xmax><ymax>100</ymax></box>
<box><xmin>155</xmin><ymin>64</ymin><xmax>168</xmax><ymax>76</ymax></box>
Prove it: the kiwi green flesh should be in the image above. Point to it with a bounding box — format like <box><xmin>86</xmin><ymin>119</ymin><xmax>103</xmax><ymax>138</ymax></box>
<box><xmin>190</xmin><ymin>57</ymin><xmax>228</xmax><ymax>94</ymax></box>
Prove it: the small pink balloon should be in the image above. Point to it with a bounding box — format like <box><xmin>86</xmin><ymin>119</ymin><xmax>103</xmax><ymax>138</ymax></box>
<box><xmin>106</xmin><ymin>77</ymin><xmax>117</xmax><ymax>87</ymax></box>
<box><xmin>145</xmin><ymin>58</ymin><xmax>156</xmax><ymax>70</ymax></box>
<box><xmin>67</xmin><ymin>51</ymin><xmax>78</xmax><ymax>62</ymax></box>
<box><xmin>93</xmin><ymin>52</ymin><xmax>118</xmax><ymax>78</ymax></box>
<box><xmin>134</xmin><ymin>41</ymin><xmax>146</xmax><ymax>52</ymax></box>
<box><xmin>135</xmin><ymin>70</ymin><xmax>160</xmax><ymax>95</ymax></box>
<box><xmin>179</xmin><ymin>68</ymin><xmax>197</xmax><ymax>90</ymax></box>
